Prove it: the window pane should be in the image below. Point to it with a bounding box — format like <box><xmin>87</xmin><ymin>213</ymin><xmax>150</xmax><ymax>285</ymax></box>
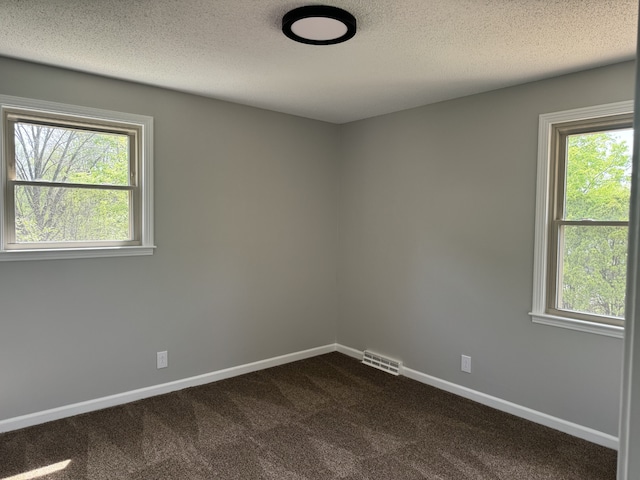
<box><xmin>14</xmin><ymin>185</ymin><xmax>131</xmax><ymax>243</ymax></box>
<box><xmin>564</xmin><ymin>129</ymin><xmax>632</xmax><ymax>221</ymax></box>
<box><xmin>558</xmin><ymin>225</ymin><xmax>627</xmax><ymax>319</ymax></box>
<box><xmin>14</xmin><ymin>122</ymin><xmax>130</xmax><ymax>186</ymax></box>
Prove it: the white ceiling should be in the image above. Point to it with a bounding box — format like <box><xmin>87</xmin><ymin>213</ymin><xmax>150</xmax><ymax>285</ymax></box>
<box><xmin>0</xmin><ymin>1</ymin><xmax>637</xmax><ymax>124</ymax></box>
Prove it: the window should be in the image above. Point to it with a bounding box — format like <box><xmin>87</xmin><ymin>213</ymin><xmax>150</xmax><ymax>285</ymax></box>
<box><xmin>531</xmin><ymin>101</ymin><xmax>633</xmax><ymax>337</ymax></box>
<box><xmin>0</xmin><ymin>95</ymin><xmax>154</xmax><ymax>260</ymax></box>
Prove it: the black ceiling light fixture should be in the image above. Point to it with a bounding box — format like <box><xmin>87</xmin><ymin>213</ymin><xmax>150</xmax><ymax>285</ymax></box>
<box><xmin>282</xmin><ymin>5</ymin><xmax>356</xmax><ymax>45</ymax></box>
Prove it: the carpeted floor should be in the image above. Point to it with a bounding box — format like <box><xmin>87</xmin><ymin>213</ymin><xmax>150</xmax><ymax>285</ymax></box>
<box><xmin>0</xmin><ymin>352</ymin><xmax>616</xmax><ymax>479</ymax></box>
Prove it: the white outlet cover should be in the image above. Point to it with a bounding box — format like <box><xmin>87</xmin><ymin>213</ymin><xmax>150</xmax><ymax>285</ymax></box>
<box><xmin>461</xmin><ymin>355</ymin><xmax>471</xmax><ymax>373</ymax></box>
<box><xmin>157</xmin><ymin>351</ymin><xmax>168</xmax><ymax>369</ymax></box>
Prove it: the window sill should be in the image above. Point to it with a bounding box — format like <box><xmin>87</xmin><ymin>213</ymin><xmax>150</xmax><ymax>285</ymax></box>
<box><xmin>529</xmin><ymin>312</ymin><xmax>623</xmax><ymax>338</ymax></box>
<box><xmin>0</xmin><ymin>246</ymin><xmax>156</xmax><ymax>261</ymax></box>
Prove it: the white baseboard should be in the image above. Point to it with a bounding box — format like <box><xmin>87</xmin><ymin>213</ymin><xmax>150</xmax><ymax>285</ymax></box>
<box><xmin>403</xmin><ymin>366</ymin><xmax>618</xmax><ymax>450</ymax></box>
<box><xmin>0</xmin><ymin>344</ymin><xmax>336</xmax><ymax>434</ymax></box>
<box><xmin>335</xmin><ymin>345</ymin><xmax>618</xmax><ymax>450</ymax></box>
<box><xmin>336</xmin><ymin>343</ymin><xmax>362</xmax><ymax>359</ymax></box>
<box><xmin>0</xmin><ymin>342</ymin><xmax>619</xmax><ymax>451</ymax></box>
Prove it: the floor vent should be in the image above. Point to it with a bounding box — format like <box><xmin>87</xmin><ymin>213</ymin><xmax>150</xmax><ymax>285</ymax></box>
<box><xmin>362</xmin><ymin>350</ymin><xmax>402</xmax><ymax>376</ymax></box>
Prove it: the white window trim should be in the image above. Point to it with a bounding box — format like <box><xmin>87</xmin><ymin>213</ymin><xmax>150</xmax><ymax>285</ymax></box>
<box><xmin>0</xmin><ymin>94</ymin><xmax>155</xmax><ymax>261</ymax></box>
<box><xmin>530</xmin><ymin>100</ymin><xmax>633</xmax><ymax>339</ymax></box>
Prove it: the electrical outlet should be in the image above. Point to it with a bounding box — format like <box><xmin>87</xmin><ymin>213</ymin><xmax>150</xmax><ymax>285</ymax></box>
<box><xmin>461</xmin><ymin>354</ymin><xmax>471</xmax><ymax>373</ymax></box>
<box><xmin>157</xmin><ymin>351</ymin><xmax>168</xmax><ymax>369</ymax></box>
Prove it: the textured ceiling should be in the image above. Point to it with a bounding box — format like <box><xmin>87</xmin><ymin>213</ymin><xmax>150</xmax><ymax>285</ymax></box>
<box><xmin>0</xmin><ymin>1</ymin><xmax>637</xmax><ymax>124</ymax></box>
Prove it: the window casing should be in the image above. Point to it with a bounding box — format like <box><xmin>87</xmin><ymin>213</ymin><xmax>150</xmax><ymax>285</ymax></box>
<box><xmin>0</xmin><ymin>95</ymin><xmax>154</xmax><ymax>260</ymax></box>
<box><xmin>531</xmin><ymin>101</ymin><xmax>633</xmax><ymax>338</ymax></box>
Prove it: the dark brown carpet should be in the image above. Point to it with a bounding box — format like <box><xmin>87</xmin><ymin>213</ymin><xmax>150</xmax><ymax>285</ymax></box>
<box><xmin>0</xmin><ymin>352</ymin><xmax>616</xmax><ymax>479</ymax></box>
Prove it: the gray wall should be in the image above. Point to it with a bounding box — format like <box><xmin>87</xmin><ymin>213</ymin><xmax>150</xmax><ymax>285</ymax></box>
<box><xmin>337</xmin><ymin>61</ymin><xmax>635</xmax><ymax>436</ymax></box>
<box><xmin>0</xmin><ymin>56</ymin><xmax>633</xmax><ymax>438</ymax></box>
<box><xmin>0</xmin><ymin>57</ymin><xmax>340</xmax><ymax>421</ymax></box>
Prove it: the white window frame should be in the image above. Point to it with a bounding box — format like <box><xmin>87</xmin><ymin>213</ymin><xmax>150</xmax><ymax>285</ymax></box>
<box><xmin>530</xmin><ymin>100</ymin><xmax>633</xmax><ymax>338</ymax></box>
<box><xmin>0</xmin><ymin>95</ymin><xmax>154</xmax><ymax>261</ymax></box>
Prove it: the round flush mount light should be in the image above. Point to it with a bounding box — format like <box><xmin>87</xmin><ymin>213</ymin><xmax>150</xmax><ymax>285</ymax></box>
<box><xmin>282</xmin><ymin>5</ymin><xmax>356</xmax><ymax>45</ymax></box>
